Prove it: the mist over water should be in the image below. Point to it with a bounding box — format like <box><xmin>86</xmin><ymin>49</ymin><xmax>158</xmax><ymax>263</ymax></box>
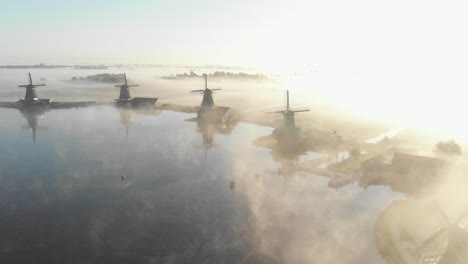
<box><xmin>0</xmin><ymin>104</ymin><xmax>405</xmax><ymax>263</ymax></box>
<box><xmin>2</xmin><ymin>0</ymin><xmax>468</xmax><ymax>262</ymax></box>
<box><xmin>2</xmin><ymin>65</ymin><xmax>464</xmax><ymax>141</ymax></box>
<box><xmin>0</xmin><ymin>67</ymin><xmax>467</xmax><ymax>263</ymax></box>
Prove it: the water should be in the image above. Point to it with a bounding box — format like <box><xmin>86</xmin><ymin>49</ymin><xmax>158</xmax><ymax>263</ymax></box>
<box><xmin>365</xmin><ymin>127</ymin><xmax>406</xmax><ymax>144</ymax></box>
<box><xmin>0</xmin><ymin>103</ymin><xmax>405</xmax><ymax>263</ymax></box>
<box><xmin>5</xmin><ymin>67</ymin><xmax>448</xmax><ymax>263</ymax></box>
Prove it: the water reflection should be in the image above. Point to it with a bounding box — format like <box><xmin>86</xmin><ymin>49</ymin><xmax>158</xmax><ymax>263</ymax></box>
<box><xmin>19</xmin><ymin>107</ymin><xmax>46</xmax><ymax>143</ymax></box>
<box><xmin>194</xmin><ymin>114</ymin><xmax>238</xmax><ymax>159</ymax></box>
<box><xmin>0</xmin><ymin>107</ymin><xmax>270</xmax><ymax>263</ymax></box>
<box><xmin>0</xmin><ymin>104</ymin><xmax>466</xmax><ymax>263</ymax></box>
<box><xmin>119</xmin><ymin>108</ymin><xmax>161</xmax><ymax>137</ymax></box>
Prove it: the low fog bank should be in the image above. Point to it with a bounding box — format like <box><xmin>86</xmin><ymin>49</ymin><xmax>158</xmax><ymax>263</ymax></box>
<box><xmin>0</xmin><ymin>67</ymin><xmax>397</xmax><ymax>142</ymax></box>
<box><xmin>2</xmin><ymin>66</ymin><xmax>462</xmax><ymax>146</ymax></box>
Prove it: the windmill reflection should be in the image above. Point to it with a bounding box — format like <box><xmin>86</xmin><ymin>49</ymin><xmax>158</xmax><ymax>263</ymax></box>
<box><xmin>191</xmin><ymin>110</ymin><xmax>238</xmax><ymax>159</ymax></box>
<box><xmin>19</xmin><ymin>107</ymin><xmax>47</xmax><ymax>143</ymax></box>
<box><xmin>119</xmin><ymin>108</ymin><xmax>161</xmax><ymax>136</ymax></box>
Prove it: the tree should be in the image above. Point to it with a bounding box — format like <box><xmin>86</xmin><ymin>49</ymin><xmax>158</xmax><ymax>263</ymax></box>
<box><xmin>435</xmin><ymin>140</ymin><xmax>462</xmax><ymax>156</ymax></box>
<box><xmin>349</xmin><ymin>147</ymin><xmax>361</xmax><ymax>159</ymax></box>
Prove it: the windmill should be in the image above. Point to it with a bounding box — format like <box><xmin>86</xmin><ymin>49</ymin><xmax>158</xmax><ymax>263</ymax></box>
<box><xmin>18</xmin><ymin>73</ymin><xmax>49</xmax><ymax>105</ymax></box>
<box><xmin>115</xmin><ymin>73</ymin><xmax>158</xmax><ymax>107</ymax></box>
<box><xmin>0</xmin><ymin>74</ymin><xmax>95</xmax><ymax>139</ymax></box>
<box><xmin>268</xmin><ymin>90</ymin><xmax>309</xmax><ymax>130</ymax></box>
<box><xmin>114</xmin><ymin>73</ymin><xmax>157</xmax><ymax>107</ymax></box>
<box><xmin>263</xmin><ymin>90</ymin><xmax>310</xmax><ymax>168</ymax></box>
<box><xmin>190</xmin><ymin>74</ymin><xmax>221</xmax><ymax>108</ymax></box>
<box><xmin>115</xmin><ymin>73</ymin><xmax>139</xmax><ymax>102</ymax></box>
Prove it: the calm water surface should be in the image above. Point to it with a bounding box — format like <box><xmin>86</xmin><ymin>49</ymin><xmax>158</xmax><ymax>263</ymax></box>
<box><xmin>0</xmin><ymin>105</ymin><xmax>402</xmax><ymax>263</ymax></box>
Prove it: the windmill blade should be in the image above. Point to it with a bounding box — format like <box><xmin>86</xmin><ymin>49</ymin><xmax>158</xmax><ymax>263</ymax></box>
<box><xmin>455</xmin><ymin>208</ymin><xmax>468</xmax><ymax>224</ymax></box>
<box><xmin>127</xmin><ymin>85</ymin><xmax>139</xmax><ymax>87</ymax></box>
<box><xmin>190</xmin><ymin>89</ymin><xmax>205</xmax><ymax>93</ymax></box>
<box><xmin>28</xmin><ymin>73</ymin><xmax>33</xmax><ymax>84</ymax></box>
<box><xmin>239</xmin><ymin>104</ymin><xmax>284</xmax><ymax>113</ymax></box>
<box><xmin>0</xmin><ymin>102</ymin><xmax>20</xmax><ymax>109</ymax></box>
<box><xmin>22</xmin><ymin>126</ymin><xmax>48</xmax><ymax>131</ymax></box>
<box><xmin>266</xmin><ymin>110</ymin><xmax>286</xmax><ymax>114</ymax></box>
<box><xmin>203</xmin><ymin>73</ymin><xmax>208</xmax><ymax>89</ymax></box>
<box><xmin>18</xmin><ymin>84</ymin><xmax>45</xmax><ymax>88</ymax></box>
<box><xmin>416</xmin><ymin>206</ymin><xmax>468</xmax><ymax>251</ymax></box>
<box><xmin>416</xmin><ymin>228</ymin><xmax>449</xmax><ymax>252</ymax></box>
<box><xmin>210</xmin><ymin>88</ymin><xmax>221</xmax><ymax>91</ymax></box>
<box><xmin>185</xmin><ymin>117</ymin><xmax>198</xmax><ymax>122</ymax></box>
<box><xmin>123</xmin><ymin>73</ymin><xmax>128</xmax><ymax>85</ymax></box>
<box><xmin>290</xmin><ymin>108</ymin><xmax>310</xmax><ymax>113</ymax></box>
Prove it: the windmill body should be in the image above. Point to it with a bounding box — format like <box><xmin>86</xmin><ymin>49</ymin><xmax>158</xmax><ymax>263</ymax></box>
<box><xmin>201</xmin><ymin>89</ymin><xmax>215</xmax><ymax>108</ymax></box>
<box><xmin>119</xmin><ymin>85</ymin><xmax>132</xmax><ymax>101</ymax></box>
<box><xmin>283</xmin><ymin>110</ymin><xmax>296</xmax><ymax>129</ymax></box>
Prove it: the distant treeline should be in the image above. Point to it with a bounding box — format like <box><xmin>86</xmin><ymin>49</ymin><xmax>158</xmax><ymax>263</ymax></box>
<box><xmin>0</xmin><ymin>63</ymin><xmax>68</xmax><ymax>69</ymax></box>
<box><xmin>161</xmin><ymin>71</ymin><xmax>268</xmax><ymax>80</ymax></box>
<box><xmin>71</xmin><ymin>73</ymin><xmax>124</xmax><ymax>83</ymax></box>
<box><xmin>74</xmin><ymin>65</ymin><xmax>108</xmax><ymax>69</ymax></box>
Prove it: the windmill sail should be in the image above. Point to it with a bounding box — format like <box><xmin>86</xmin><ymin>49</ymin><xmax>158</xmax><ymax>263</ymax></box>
<box><xmin>267</xmin><ymin>90</ymin><xmax>310</xmax><ymax>129</ymax></box>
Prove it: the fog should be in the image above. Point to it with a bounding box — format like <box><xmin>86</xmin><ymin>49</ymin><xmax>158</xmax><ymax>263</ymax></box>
<box><xmin>0</xmin><ymin>66</ymin><xmax>467</xmax><ymax>263</ymax></box>
<box><xmin>2</xmin><ymin>0</ymin><xmax>468</xmax><ymax>262</ymax></box>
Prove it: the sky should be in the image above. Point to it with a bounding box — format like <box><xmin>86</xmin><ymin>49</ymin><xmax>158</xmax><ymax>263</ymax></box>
<box><xmin>2</xmin><ymin>0</ymin><xmax>468</xmax><ymax>135</ymax></box>
<box><xmin>1</xmin><ymin>0</ymin><xmax>467</xmax><ymax>69</ymax></box>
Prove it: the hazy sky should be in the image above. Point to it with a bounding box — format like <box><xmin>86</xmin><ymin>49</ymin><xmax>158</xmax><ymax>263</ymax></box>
<box><xmin>2</xmin><ymin>0</ymin><xmax>467</xmax><ymax>69</ymax></box>
<box><xmin>2</xmin><ymin>0</ymin><xmax>468</xmax><ymax>135</ymax></box>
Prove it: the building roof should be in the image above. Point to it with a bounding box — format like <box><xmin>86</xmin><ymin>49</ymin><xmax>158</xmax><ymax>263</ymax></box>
<box><xmin>391</xmin><ymin>152</ymin><xmax>444</xmax><ymax>174</ymax></box>
<box><xmin>361</xmin><ymin>155</ymin><xmax>387</xmax><ymax>171</ymax></box>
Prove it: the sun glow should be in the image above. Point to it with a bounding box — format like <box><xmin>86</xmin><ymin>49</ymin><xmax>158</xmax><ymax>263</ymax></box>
<box><xmin>278</xmin><ymin>71</ymin><xmax>468</xmax><ymax>141</ymax></box>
